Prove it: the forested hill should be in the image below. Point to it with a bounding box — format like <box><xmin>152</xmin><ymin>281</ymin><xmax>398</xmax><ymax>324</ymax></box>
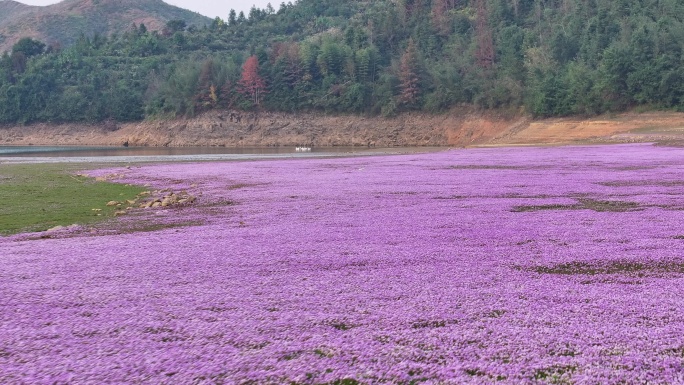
<box><xmin>0</xmin><ymin>0</ymin><xmax>210</xmax><ymax>53</ymax></box>
<box><xmin>1</xmin><ymin>0</ymin><xmax>683</xmax><ymax>125</ymax></box>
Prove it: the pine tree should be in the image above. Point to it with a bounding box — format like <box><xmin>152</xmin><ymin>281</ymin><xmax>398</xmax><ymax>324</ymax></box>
<box><xmin>194</xmin><ymin>59</ymin><xmax>218</xmax><ymax>111</ymax></box>
<box><xmin>399</xmin><ymin>39</ymin><xmax>420</xmax><ymax>106</ymax></box>
<box><xmin>475</xmin><ymin>0</ymin><xmax>495</xmax><ymax>69</ymax></box>
<box><xmin>431</xmin><ymin>0</ymin><xmax>456</xmax><ymax>36</ymax></box>
<box><xmin>283</xmin><ymin>43</ymin><xmax>304</xmax><ymax>87</ymax></box>
<box><xmin>220</xmin><ymin>80</ymin><xmax>239</xmax><ymax>110</ymax></box>
<box><xmin>399</xmin><ymin>0</ymin><xmax>425</xmax><ymax>20</ymax></box>
<box><xmin>237</xmin><ymin>11</ymin><xmax>247</xmax><ymax>24</ymax></box>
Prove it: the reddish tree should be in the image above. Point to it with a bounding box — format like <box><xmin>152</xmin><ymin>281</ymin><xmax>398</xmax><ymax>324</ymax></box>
<box><xmin>475</xmin><ymin>0</ymin><xmax>495</xmax><ymax>69</ymax></box>
<box><xmin>238</xmin><ymin>55</ymin><xmax>267</xmax><ymax>106</ymax></box>
<box><xmin>399</xmin><ymin>39</ymin><xmax>420</xmax><ymax>106</ymax></box>
<box><xmin>431</xmin><ymin>0</ymin><xmax>456</xmax><ymax>36</ymax></box>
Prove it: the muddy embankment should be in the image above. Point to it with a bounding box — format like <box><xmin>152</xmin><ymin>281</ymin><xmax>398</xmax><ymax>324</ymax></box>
<box><xmin>2</xmin><ymin>108</ymin><xmax>684</xmax><ymax>147</ymax></box>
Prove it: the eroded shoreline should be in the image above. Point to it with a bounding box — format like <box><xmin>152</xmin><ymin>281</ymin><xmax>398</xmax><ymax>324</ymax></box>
<box><xmin>3</xmin><ymin>109</ymin><xmax>684</xmax><ymax>148</ymax></box>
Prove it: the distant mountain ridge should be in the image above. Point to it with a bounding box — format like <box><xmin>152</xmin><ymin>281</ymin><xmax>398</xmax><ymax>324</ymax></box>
<box><xmin>0</xmin><ymin>1</ymin><xmax>33</xmax><ymax>25</ymax></box>
<box><xmin>0</xmin><ymin>0</ymin><xmax>211</xmax><ymax>53</ymax></box>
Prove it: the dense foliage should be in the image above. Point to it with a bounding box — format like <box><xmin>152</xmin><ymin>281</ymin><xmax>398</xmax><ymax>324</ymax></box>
<box><xmin>1</xmin><ymin>0</ymin><xmax>684</xmax><ymax>124</ymax></box>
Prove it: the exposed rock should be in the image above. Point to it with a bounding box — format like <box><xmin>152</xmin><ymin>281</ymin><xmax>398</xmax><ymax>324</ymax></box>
<box><xmin>136</xmin><ymin>190</ymin><xmax>197</xmax><ymax>209</ymax></box>
<box><xmin>106</xmin><ymin>201</ymin><xmax>119</xmax><ymax>207</ymax></box>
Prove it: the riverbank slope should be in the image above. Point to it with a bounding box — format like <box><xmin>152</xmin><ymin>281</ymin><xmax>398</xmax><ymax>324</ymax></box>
<box><xmin>2</xmin><ymin>108</ymin><xmax>684</xmax><ymax>147</ymax></box>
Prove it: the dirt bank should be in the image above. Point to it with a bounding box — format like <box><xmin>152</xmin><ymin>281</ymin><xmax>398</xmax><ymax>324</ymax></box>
<box><xmin>1</xmin><ymin>108</ymin><xmax>684</xmax><ymax>147</ymax></box>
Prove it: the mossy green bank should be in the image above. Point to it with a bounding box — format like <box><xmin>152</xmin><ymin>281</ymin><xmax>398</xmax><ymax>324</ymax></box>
<box><xmin>0</xmin><ymin>164</ymin><xmax>145</xmax><ymax>235</ymax></box>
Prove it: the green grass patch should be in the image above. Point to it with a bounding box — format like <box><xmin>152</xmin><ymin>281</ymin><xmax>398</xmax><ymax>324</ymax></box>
<box><xmin>0</xmin><ymin>164</ymin><xmax>145</xmax><ymax>235</ymax></box>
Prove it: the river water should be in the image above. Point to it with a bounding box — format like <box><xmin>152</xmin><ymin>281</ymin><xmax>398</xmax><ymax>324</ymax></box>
<box><xmin>0</xmin><ymin>146</ymin><xmax>441</xmax><ymax>163</ymax></box>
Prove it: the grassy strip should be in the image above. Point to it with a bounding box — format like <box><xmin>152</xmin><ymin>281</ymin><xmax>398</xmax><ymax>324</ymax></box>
<box><xmin>0</xmin><ymin>163</ymin><xmax>145</xmax><ymax>235</ymax></box>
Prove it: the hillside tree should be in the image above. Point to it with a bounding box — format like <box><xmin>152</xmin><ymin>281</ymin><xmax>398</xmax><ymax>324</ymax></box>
<box><xmin>239</xmin><ymin>55</ymin><xmax>267</xmax><ymax>106</ymax></box>
<box><xmin>399</xmin><ymin>39</ymin><xmax>421</xmax><ymax>107</ymax></box>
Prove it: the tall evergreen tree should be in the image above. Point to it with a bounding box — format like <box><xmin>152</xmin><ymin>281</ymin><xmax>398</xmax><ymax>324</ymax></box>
<box><xmin>475</xmin><ymin>0</ymin><xmax>495</xmax><ymax>69</ymax></box>
<box><xmin>399</xmin><ymin>39</ymin><xmax>421</xmax><ymax>107</ymax></box>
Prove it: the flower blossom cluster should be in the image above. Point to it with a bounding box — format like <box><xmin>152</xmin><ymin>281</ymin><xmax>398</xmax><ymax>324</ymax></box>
<box><xmin>2</xmin><ymin>143</ymin><xmax>684</xmax><ymax>384</ymax></box>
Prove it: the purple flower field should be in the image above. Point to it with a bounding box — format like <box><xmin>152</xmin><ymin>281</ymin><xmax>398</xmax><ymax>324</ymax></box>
<box><xmin>3</xmin><ymin>143</ymin><xmax>684</xmax><ymax>384</ymax></box>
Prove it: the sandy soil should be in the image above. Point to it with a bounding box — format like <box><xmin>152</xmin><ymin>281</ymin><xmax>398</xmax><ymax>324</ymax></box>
<box><xmin>487</xmin><ymin>111</ymin><xmax>684</xmax><ymax>146</ymax></box>
<box><xmin>1</xmin><ymin>108</ymin><xmax>684</xmax><ymax>148</ymax></box>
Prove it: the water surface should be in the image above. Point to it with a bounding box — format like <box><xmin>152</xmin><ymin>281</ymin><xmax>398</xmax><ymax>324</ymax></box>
<box><xmin>0</xmin><ymin>145</ymin><xmax>439</xmax><ymax>163</ymax></box>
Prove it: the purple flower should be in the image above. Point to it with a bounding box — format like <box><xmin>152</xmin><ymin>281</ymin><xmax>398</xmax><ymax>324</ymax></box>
<box><xmin>2</xmin><ymin>143</ymin><xmax>684</xmax><ymax>383</ymax></box>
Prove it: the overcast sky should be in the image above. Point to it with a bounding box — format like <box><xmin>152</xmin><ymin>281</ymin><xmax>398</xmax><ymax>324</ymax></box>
<box><xmin>18</xmin><ymin>0</ymin><xmax>276</xmax><ymax>19</ymax></box>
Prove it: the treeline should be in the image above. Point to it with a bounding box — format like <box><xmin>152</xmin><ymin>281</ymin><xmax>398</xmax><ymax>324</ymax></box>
<box><xmin>1</xmin><ymin>0</ymin><xmax>684</xmax><ymax>125</ymax></box>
